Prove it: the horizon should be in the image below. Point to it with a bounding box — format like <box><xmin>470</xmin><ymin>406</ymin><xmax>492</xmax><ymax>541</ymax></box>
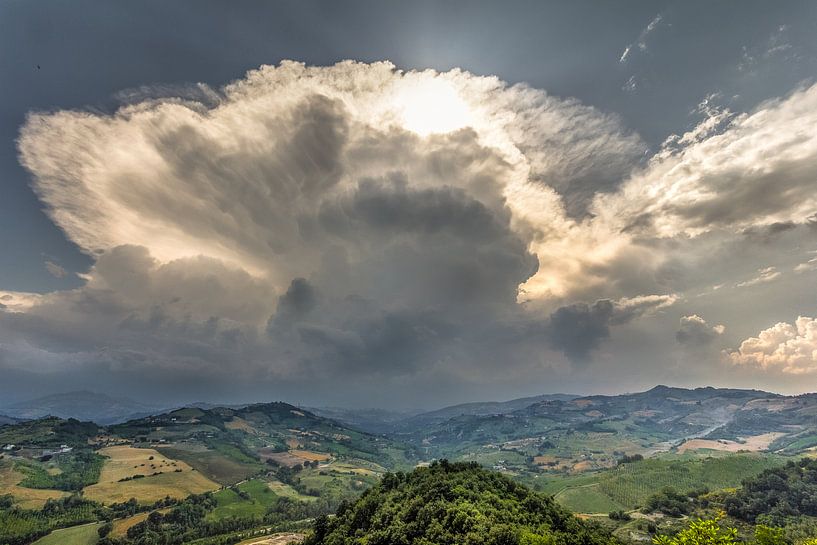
<box><xmin>1</xmin><ymin>382</ymin><xmax>808</xmax><ymax>417</ymax></box>
<box><xmin>1</xmin><ymin>1</ymin><xmax>817</xmax><ymax>408</ymax></box>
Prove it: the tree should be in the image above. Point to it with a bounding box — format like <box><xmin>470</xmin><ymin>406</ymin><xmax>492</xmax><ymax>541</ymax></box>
<box><xmin>98</xmin><ymin>522</ymin><xmax>113</xmax><ymax>538</ymax></box>
<box><xmin>753</xmin><ymin>525</ymin><xmax>787</xmax><ymax>545</ymax></box>
<box><xmin>653</xmin><ymin>514</ymin><xmax>738</xmax><ymax>545</ymax></box>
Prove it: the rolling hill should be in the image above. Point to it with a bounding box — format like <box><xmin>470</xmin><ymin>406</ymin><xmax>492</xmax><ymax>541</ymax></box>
<box><xmin>4</xmin><ymin>386</ymin><xmax>817</xmax><ymax>545</ymax></box>
<box><xmin>389</xmin><ymin>386</ymin><xmax>817</xmax><ymax>477</ymax></box>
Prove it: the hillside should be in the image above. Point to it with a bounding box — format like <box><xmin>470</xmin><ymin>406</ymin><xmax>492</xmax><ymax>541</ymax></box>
<box><xmin>397</xmin><ymin>386</ymin><xmax>817</xmax><ymax>477</ymax></box>
<box><xmin>0</xmin><ymin>415</ymin><xmax>22</xmax><ymax>426</ymax></box>
<box><xmin>0</xmin><ymin>416</ymin><xmax>100</xmax><ymax>449</ymax></box>
<box><xmin>724</xmin><ymin>457</ymin><xmax>817</xmax><ymax>524</ymax></box>
<box><xmin>0</xmin><ymin>401</ymin><xmax>419</xmax><ymax>519</ymax></box>
<box><xmin>303</xmin><ymin>460</ymin><xmax>617</xmax><ymax>545</ymax></box>
<box><xmin>109</xmin><ymin>401</ymin><xmax>419</xmax><ymax>479</ymax></box>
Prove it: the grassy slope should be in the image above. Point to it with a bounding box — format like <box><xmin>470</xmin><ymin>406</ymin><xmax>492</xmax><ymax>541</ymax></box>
<box><xmin>82</xmin><ymin>445</ymin><xmax>219</xmax><ymax>504</ymax></box>
<box><xmin>531</xmin><ymin>453</ymin><xmax>786</xmax><ymax>513</ymax></box>
<box><xmin>31</xmin><ymin>522</ymin><xmax>101</xmax><ymax>545</ymax></box>
<box><xmin>0</xmin><ymin>460</ymin><xmax>69</xmax><ymax>509</ymax></box>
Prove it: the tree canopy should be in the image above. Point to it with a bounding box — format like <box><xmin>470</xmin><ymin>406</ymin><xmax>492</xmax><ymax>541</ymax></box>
<box><xmin>303</xmin><ymin>460</ymin><xmax>618</xmax><ymax>545</ymax></box>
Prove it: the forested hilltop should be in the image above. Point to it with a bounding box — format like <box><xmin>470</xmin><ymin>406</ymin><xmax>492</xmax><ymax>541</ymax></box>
<box><xmin>304</xmin><ymin>460</ymin><xmax>617</xmax><ymax>545</ymax></box>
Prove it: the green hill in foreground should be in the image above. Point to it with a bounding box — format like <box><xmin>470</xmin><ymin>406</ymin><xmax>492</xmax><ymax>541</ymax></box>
<box><xmin>304</xmin><ymin>460</ymin><xmax>618</xmax><ymax>545</ymax></box>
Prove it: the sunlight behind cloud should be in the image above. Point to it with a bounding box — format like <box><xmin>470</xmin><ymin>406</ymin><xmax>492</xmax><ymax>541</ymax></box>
<box><xmin>393</xmin><ymin>77</ymin><xmax>473</xmax><ymax>135</ymax></box>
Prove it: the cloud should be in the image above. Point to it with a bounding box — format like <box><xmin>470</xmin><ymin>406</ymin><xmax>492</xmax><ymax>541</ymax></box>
<box><xmin>619</xmin><ymin>14</ymin><xmax>664</xmax><ymax>64</ymax></box>
<box><xmin>18</xmin><ymin>61</ymin><xmax>643</xmax><ymax>300</ymax></box>
<box><xmin>736</xmin><ymin>266</ymin><xmax>781</xmax><ymax>288</ymax></box>
<box><xmin>595</xmin><ymin>82</ymin><xmax>817</xmax><ymax>238</ymax></box>
<box><xmin>739</xmin><ymin>25</ymin><xmax>798</xmax><ymax>75</ymax></box>
<box><xmin>794</xmin><ymin>252</ymin><xmax>817</xmax><ymax>273</ymax></box>
<box><xmin>44</xmin><ymin>260</ymin><xmax>67</xmax><ymax>278</ymax></box>
<box><xmin>7</xmin><ymin>60</ymin><xmax>817</xmax><ymax>402</ymax></box>
<box><xmin>676</xmin><ymin>314</ymin><xmax>725</xmax><ymax>346</ymax></box>
<box><xmin>727</xmin><ymin>316</ymin><xmax>817</xmax><ymax>374</ymax></box>
<box><xmin>546</xmin><ymin>294</ymin><xmax>676</xmax><ymax>362</ymax></box>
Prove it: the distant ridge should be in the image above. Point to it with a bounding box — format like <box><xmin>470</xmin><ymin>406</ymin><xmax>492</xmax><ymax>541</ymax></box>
<box><xmin>311</xmin><ymin>393</ymin><xmax>579</xmax><ymax>434</ymax></box>
<box><xmin>0</xmin><ymin>413</ymin><xmax>22</xmax><ymax>426</ymax></box>
<box><xmin>413</xmin><ymin>393</ymin><xmax>580</xmax><ymax>422</ymax></box>
<box><xmin>1</xmin><ymin>390</ymin><xmax>159</xmax><ymax>425</ymax></box>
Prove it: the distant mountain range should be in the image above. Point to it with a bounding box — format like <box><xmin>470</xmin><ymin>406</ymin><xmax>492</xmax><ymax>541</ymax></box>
<box><xmin>5</xmin><ymin>386</ymin><xmax>817</xmax><ymax>463</ymax></box>
<box><xmin>307</xmin><ymin>394</ymin><xmax>579</xmax><ymax>434</ymax></box>
<box><xmin>0</xmin><ymin>414</ymin><xmax>22</xmax><ymax>426</ymax></box>
<box><xmin>0</xmin><ymin>390</ymin><xmax>578</xmax><ymax>429</ymax></box>
<box><xmin>393</xmin><ymin>385</ymin><xmax>817</xmax><ymax>463</ymax></box>
<box><xmin>0</xmin><ymin>391</ymin><xmax>160</xmax><ymax>425</ymax></box>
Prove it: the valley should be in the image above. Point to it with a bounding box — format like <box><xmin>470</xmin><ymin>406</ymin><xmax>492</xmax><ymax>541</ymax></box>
<box><xmin>3</xmin><ymin>386</ymin><xmax>817</xmax><ymax>544</ymax></box>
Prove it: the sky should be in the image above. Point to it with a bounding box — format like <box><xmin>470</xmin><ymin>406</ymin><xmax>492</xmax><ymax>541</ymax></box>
<box><xmin>1</xmin><ymin>1</ymin><xmax>817</xmax><ymax>408</ymax></box>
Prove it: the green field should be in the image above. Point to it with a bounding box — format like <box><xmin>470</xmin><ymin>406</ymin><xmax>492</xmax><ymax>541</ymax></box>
<box><xmin>554</xmin><ymin>484</ymin><xmax>625</xmax><ymax>513</ymax></box>
<box><xmin>156</xmin><ymin>446</ymin><xmax>261</xmax><ymax>485</ymax></box>
<box><xmin>208</xmin><ymin>479</ymin><xmax>282</xmax><ymax>520</ymax></box>
<box><xmin>32</xmin><ymin>522</ymin><xmax>101</xmax><ymax>545</ymax></box>
<box><xmin>296</xmin><ymin>467</ymin><xmax>377</xmax><ymax>500</ymax></box>
<box><xmin>534</xmin><ymin>453</ymin><xmax>787</xmax><ymax>513</ymax></box>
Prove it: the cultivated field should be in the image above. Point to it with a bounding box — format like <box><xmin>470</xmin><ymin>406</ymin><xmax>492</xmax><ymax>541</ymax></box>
<box><xmin>32</xmin><ymin>522</ymin><xmax>101</xmax><ymax>545</ymax></box>
<box><xmin>157</xmin><ymin>445</ymin><xmax>261</xmax><ymax>484</ymax></box>
<box><xmin>289</xmin><ymin>449</ymin><xmax>331</xmax><ymax>462</ymax></box>
<box><xmin>110</xmin><ymin>508</ymin><xmax>170</xmax><ymax>538</ymax></box>
<box><xmin>554</xmin><ymin>484</ymin><xmax>624</xmax><ymax>513</ymax></box>
<box><xmin>0</xmin><ymin>460</ymin><xmax>69</xmax><ymax>509</ymax></box>
<box><xmin>208</xmin><ymin>479</ymin><xmax>281</xmax><ymax>519</ymax></box>
<box><xmin>259</xmin><ymin>450</ymin><xmax>305</xmax><ymax>468</ymax></box>
<box><xmin>535</xmin><ymin>452</ymin><xmax>785</xmax><ymax>513</ymax></box>
<box><xmin>111</xmin><ymin>512</ymin><xmax>149</xmax><ymax>538</ymax></box>
<box><xmin>677</xmin><ymin>432</ymin><xmax>786</xmax><ymax>453</ymax></box>
<box><xmin>82</xmin><ymin>445</ymin><xmax>219</xmax><ymax>504</ymax></box>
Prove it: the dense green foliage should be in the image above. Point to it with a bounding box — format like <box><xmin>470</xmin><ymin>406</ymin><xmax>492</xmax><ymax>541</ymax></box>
<box><xmin>98</xmin><ymin>492</ymin><xmax>324</xmax><ymax>545</ymax></box>
<box><xmin>17</xmin><ymin>451</ymin><xmax>105</xmax><ymax>491</ymax></box>
<box><xmin>0</xmin><ymin>494</ymin><xmax>175</xmax><ymax>545</ymax></box>
<box><xmin>653</xmin><ymin>515</ymin><xmax>789</xmax><ymax>545</ymax></box>
<box><xmin>653</xmin><ymin>516</ymin><xmax>740</xmax><ymax>545</ymax></box>
<box><xmin>303</xmin><ymin>460</ymin><xmax>618</xmax><ymax>545</ymax></box>
<box><xmin>0</xmin><ymin>495</ymin><xmax>102</xmax><ymax>545</ymax></box>
<box><xmin>725</xmin><ymin>458</ymin><xmax>817</xmax><ymax>524</ymax></box>
<box><xmin>641</xmin><ymin>487</ymin><xmax>708</xmax><ymax>517</ymax></box>
<box><xmin>0</xmin><ymin>418</ymin><xmax>99</xmax><ymax>448</ymax></box>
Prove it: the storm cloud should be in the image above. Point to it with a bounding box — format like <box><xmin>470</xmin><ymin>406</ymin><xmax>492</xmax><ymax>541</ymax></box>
<box><xmin>3</xmin><ymin>60</ymin><xmax>817</xmax><ymax>405</ymax></box>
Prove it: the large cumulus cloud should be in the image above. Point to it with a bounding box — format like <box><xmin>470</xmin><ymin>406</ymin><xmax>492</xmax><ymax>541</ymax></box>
<box><xmin>5</xmin><ymin>60</ymin><xmax>817</xmax><ymax>403</ymax></box>
<box><xmin>727</xmin><ymin>317</ymin><xmax>817</xmax><ymax>374</ymax></box>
